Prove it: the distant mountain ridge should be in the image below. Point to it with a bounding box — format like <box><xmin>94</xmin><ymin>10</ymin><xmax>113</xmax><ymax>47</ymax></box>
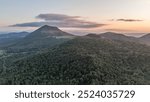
<box><xmin>87</xmin><ymin>32</ymin><xmax>150</xmax><ymax>46</ymax></box>
<box><xmin>5</xmin><ymin>25</ymin><xmax>74</xmax><ymax>51</ymax></box>
<box><xmin>25</xmin><ymin>25</ymin><xmax>73</xmax><ymax>40</ymax></box>
<box><xmin>1</xmin><ymin>25</ymin><xmax>150</xmax><ymax>51</ymax></box>
<box><xmin>0</xmin><ymin>32</ymin><xmax>29</xmax><ymax>38</ymax></box>
<box><xmin>100</xmin><ymin>32</ymin><xmax>137</xmax><ymax>41</ymax></box>
<box><xmin>0</xmin><ymin>32</ymin><xmax>29</xmax><ymax>47</ymax></box>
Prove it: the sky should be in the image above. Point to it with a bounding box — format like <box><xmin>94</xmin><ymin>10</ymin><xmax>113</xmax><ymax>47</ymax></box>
<box><xmin>0</xmin><ymin>0</ymin><xmax>150</xmax><ymax>36</ymax></box>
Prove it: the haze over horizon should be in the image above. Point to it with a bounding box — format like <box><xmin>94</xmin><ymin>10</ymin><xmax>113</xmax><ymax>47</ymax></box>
<box><xmin>0</xmin><ymin>0</ymin><xmax>150</xmax><ymax>36</ymax></box>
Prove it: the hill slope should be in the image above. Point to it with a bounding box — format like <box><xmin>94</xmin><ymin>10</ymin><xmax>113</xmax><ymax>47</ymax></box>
<box><xmin>26</xmin><ymin>25</ymin><xmax>72</xmax><ymax>39</ymax></box>
<box><xmin>139</xmin><ymin>33</ymin><xmax>150</xmax><ymax>45</ymax></box>
<box><xmin>87</xmin><ymin>32</ymin><xmax>139</xmax><ymax>43</ymax></box>
<box><xmin>0</xmin><ymin>32</ymin><xmax>29</xmax><ymax>48</ymax></box>
<box><xmin>100</xmin><ymin>32</ymin><xmax>137</xmax><ymax>41</ymax></box>
<box><xmin>5</xmin><ymin>25</ymin><xmax>74</xmax><ymax>52</ymax></box>
<box><xmin>2</xmin><ymin>37</ymin><xmax>150</xmax><ymax>85</ymax></box>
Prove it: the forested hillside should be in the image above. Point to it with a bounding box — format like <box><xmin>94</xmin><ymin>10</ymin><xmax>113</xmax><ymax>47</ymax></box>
<box><xmin>1</xmin><ymin>36</ymin><xmax>150</xmax><ymax>85</ymax></box>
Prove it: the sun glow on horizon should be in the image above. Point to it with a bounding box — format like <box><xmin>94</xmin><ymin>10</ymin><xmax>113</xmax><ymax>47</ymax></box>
<box><xmin>0</xmin><ymin>0</ymin><xmax>150</xmax><ymax>36</ymax></box>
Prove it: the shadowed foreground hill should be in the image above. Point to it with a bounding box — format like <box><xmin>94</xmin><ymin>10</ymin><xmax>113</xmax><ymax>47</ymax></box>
<box><xmin>2</xmin><ymin>37</ymin><xmax>150</xmax><ymax>85</ymax></box>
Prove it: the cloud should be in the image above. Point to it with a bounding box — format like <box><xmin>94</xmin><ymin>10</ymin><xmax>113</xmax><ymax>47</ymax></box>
<box><xmin>105</xmin><ymin>28</ymin><xmax>136</xmax><ymax>32</ymax></box>
<box><xmin>36</xmin><ymin>14</ymin><xmax>80</xmax><ymax>21</ymax></box>
<box><xmin>11</xmin><ymin>13</ymin><xmax>107</xmax><ymax>28</ymax></box>
<box><xmin>115</xmin><ymin>19</ymin><xmax>143</xmax><ymax>22</ymax></box>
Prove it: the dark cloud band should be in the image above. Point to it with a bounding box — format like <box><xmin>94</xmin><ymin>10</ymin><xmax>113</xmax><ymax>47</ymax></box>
<box><xmin>11</xmin><ymin>13</ymin><xmax>107</xmax><ymax>28</ymax></box>
<box><xmin>117</xmin><ymin>19</ymin><xmax>143</xmax><ymax>22</ymax></box>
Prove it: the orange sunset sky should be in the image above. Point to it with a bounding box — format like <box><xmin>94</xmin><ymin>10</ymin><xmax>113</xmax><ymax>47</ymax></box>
<box><xmin>0</xmin><ymin>0</ymin><xmax>150</xmax><ymax>36</ymax></box>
